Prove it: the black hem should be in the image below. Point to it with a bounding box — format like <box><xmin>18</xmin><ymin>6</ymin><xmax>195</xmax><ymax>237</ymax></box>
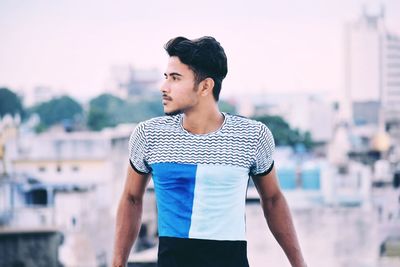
<box><xmin>129</xmin><ymin>160</ymin><xmax>150</xmax><ymax>175</ymax></box>
<box><xmin>252</xmin><ymin>161</ymin><xmax>274</xmax><ymax>177</ymax></box>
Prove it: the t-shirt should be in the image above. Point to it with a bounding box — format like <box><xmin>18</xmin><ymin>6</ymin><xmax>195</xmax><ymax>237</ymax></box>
<box><xmin>128</xmin><ymin>112</ymin><xmax>275</xmax><ymax>267</ymax></box>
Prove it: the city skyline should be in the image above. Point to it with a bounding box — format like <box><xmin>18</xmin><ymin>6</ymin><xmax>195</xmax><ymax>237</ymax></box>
<box><xmin>1</xmin><ymin>0</ymin><xmax>400</xmax><ymax>102</ymax></box>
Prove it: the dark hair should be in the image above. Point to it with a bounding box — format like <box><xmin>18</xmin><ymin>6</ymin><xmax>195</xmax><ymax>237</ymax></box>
<box><xmin>164</xmin><ymin>36</ymin><xmax>228</xmax><ymax>101</ymax></box>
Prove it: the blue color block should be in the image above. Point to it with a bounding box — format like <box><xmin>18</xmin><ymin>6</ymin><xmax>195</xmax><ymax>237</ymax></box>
<box><xmin>151</xmin><ymin>162</ymin><xmax>197</xmax><ymax>238</ymax></box>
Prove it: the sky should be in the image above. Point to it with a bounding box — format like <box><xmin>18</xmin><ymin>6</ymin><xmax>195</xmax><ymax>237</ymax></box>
<box><xmin>0</xmin><ymin>0</ymin><xmax>400</xmax><ymax>103</ymax></box>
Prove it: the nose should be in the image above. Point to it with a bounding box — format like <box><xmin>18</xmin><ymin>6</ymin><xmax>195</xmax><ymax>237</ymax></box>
<box><xmin>160</xmin><ymin>80</ymin><xmax>169</xmax><ymax>94</ymax></box>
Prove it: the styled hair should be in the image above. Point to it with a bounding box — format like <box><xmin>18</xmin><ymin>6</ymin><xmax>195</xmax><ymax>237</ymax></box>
<box><xmin>164</xmin><ymin>36</ymin><xmax>228</xmax><ymax>101</ymax></box>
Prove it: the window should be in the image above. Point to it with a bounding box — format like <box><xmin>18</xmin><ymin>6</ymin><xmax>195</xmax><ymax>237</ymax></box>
<box><xmin>71</xmin><ymin>166</ymin><xmax>80</xmax><ymax>172</ymax></box>
<box><xmin>38</xmin><ymin>166</ymin><xmax>46</xmax><ymax>172</ymax></box>
<box><xmin>25</xmin><ymin>189</ymin><xmax>48</xmax><ymax>205</ymax></box>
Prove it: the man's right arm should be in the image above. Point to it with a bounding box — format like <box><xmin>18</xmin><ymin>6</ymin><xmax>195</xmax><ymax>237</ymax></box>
<box><xmin>112</xmin><ymin>165</ymin><xmax>150</xmax><ymax>267</ymax></box>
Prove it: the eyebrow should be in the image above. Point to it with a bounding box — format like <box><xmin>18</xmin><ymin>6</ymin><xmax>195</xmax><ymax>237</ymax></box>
<box><xmin>164</xmin><ymin>72</ymin><xmax>183</xmax><ymax>77</ymax></box>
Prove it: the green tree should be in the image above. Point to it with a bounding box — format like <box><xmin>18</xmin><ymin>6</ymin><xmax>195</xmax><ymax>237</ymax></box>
<box><xmin>87</xmin><ymin>94</ymin><xmax>123</xmax><ymax>130</ymax></box>
<box><xmin>89</xmin><ymin>93</ymin><xmax>124</xmax><ymax>113</ymax></box>
<box><xmin>252</xmin><ymin>115</ymin><xmax>314</xmax><ymax>150</ymax></box>
<box><xmin>303</xmin><ymin>131</ymin><xmax>314</xmax><ymax>150</ymax></box>
<box><xmin>123</xmin><ymin>98</ymin><xmax>164</xmax><ymax>122</ymax></box>
<box><xmin>32</xmin><ymin>96</ymin><xmax>83</xmax><ymax>128</ymax></box>
<box><xmin>87</xmin><ymin>107</ymin><xmax>114</xmax><ymax>131</ymax></box>
<box><xmin>218</xmin><ymin>100</ymin><xmax>237</xmax><ymax>114</ymax></box>
<box><xmin>87</xmin><ymin>94</ymin><xmax>239</xmax><ymax>131</ymax></box>
<box><xmin>87</xmin><ymin>93</ymin><xmax>164</xmax><ymax>131</ymax></box>
<box><xmin>0</xmin><ymin>87</ymin><xmax>25</xmax><ymax>119</ymax></box>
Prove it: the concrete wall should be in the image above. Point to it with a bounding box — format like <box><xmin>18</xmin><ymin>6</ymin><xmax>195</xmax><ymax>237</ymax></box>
<box><xmin>0</xmin><ymin>228</ymin><xmax>63</xmax><ymax>267</ymax></box>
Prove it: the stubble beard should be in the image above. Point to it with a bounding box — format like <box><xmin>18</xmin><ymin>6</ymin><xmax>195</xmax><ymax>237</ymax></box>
<box><xmin>163</xmin><ymin>83</ymin><xmax>198</xmax><ymax>116</ymax></box>
<box><xmin>165</xmin><ymin>109</ymin><xmax>182</xmax><ymax>116</ymax></box>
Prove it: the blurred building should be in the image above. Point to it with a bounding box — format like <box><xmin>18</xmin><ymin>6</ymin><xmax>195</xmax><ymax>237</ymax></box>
<box><xmin>32</xmin><ymin>86</ymin><xmax>56</xmax><ymax>105</ymax></box>
<box><xmin>108</xmin><ymin>65</ymin><xmax>160</xmax><ymax>99</ymax></box>
<box><xmin>0</xmin><ymin>121</ymin><xmax>158</xmax><ymax>266</ymax></box>
<box><xmin>1</xmin><ymin>123</ymin><xmax>129</xmax><ymax>266</ymax></box>
<box><xmin>20</xmin><ymin>86</ymin><xmax>59</xmax><ymax>108</ymax></box>
<box><xmin>344</xmin><ymin>6</ymin><xmax>400</xmax><ymax>143</ymax></box>
<box><xmin>384</xmin><ymin>33</ymin><xmax>400</xmax><ymax>141</ymax></box>
<box><xmin>247</xmin><ymin>92</ymin><xmax>335</xmax><ymax>144</ymax></box>
<box><xmin>6</xmin><ymin>124</ymin><xmax>137</xmax><ymax>212</ymax></box>
<box><xmin>345</xmin><ymin>7</ymin><xmax>385</xmax><ymax>104</ymax></box>
<box><xmin>353</xmin><ymin>101</ymin><xmax>380</xmax><ymax>126</ymax></box>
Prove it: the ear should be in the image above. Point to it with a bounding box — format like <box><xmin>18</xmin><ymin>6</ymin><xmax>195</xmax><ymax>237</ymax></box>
<box><xmin>199</xmin><ymin>78</ymin><xmax>215</xmax><ymax>97</ymax></box>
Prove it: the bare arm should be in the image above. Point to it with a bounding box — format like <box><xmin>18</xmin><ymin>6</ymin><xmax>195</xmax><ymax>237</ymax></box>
<box><xmin>112</xmin><ymin>166</ymin><xmax>150</xmax><ymax>267</ymax></box>
<box><xmin>252</xmin><ymin>166</ymin><xmax>307</xmax><ymax>267</ymax></box>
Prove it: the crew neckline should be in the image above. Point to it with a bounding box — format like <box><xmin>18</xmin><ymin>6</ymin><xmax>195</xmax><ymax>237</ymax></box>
<box><xmin>179</xmin><ymin>112</ymin><xmax>228</xmax><ymax>137</ymax></box>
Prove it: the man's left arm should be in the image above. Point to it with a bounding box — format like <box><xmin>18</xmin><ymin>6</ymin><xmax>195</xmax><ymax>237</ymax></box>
<box><xmin>252</xmin><ymin>166</ymin><xmax>307</xmax><ymax>267</ymax></box>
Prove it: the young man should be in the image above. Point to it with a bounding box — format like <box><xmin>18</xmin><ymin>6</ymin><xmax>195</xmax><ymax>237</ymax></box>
<box><xmin>112</xmin><ymin>36</ymin><xmax>307</xmax><ymax>267</ymax></box>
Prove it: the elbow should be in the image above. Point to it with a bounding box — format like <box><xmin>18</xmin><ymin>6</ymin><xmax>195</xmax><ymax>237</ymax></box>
<box><xmin>261</xmin><ymin>191</ymin><xmax>284</xmax><ymax>213</ymax></box>
<box><xmin>126</xmin><ymin>194</ymin><xmax>143</xmax><ymax>207</ymax></box>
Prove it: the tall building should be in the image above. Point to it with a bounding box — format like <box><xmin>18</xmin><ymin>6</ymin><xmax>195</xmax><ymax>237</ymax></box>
<box><xmin>382</xmin><ymin>33</ymin><xmax>400</xmax><ymax>135</ymax></box>
<box><xmin>345</xmin><ymin>6</ymin><xmax>400</xmax><ymax>141</ymax></box>
<box><xmin>345</xmin><ymin>8</ymin><xmax>384</xmax><ymax>104</ymax></box>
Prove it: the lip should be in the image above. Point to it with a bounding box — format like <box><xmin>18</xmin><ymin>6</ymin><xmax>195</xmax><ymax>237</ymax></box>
<box><xmin>162</xmin><ymin>95</ymin><xmax>172</xmax><ymax>102</ymax></box>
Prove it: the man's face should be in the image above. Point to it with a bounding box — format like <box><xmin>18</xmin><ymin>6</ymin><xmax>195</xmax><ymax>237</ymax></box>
<box><xmin>160</xmin><ymin>56</ymin><xmax>200</xmax><ymax>115</ymax></box>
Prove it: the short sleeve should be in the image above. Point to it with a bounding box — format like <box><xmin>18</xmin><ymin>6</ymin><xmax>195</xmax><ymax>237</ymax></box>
<box><xmin>250</xmin><ymin>123</ymin><xmax>275</xmax><ymax>176</ymax></box>
<box><xmin>128</xmin><ymin>122</ymin><xmax>151</xmax><ymax>174</ymax></box>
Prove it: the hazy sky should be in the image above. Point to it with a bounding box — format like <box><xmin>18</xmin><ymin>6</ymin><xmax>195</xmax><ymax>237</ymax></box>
<box><xmin>1</xmin><ymin>0</ymin><xmax>399</xmax><ymax>102</ymax></box>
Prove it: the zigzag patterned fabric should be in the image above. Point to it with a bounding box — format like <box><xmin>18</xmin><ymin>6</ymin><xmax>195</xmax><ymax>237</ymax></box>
<box><xmin>129</xmin><ymin>112</ymin><xmax>275</xmax><ymax>241</ymax></box>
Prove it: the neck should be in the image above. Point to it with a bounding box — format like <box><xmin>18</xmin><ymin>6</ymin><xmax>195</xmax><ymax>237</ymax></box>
<box><xmin>182</xmin><ymin>103</ymin><xmax>223</xmax><ymax>135</ymax></box>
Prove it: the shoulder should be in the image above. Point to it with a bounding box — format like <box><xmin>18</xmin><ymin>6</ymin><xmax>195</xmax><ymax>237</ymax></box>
<box><xmin>225</xmin><ymin>114</ymin><xmax>274</xmax><ymax>145</ymax></box>
<box><xmin>137</xmin><ymin>115</ymin><xmax>181</xmax><ymax>132</ymax></box>
<box><xmin>129</xmin><ymin>115</ymin><xmax>180</xmax><ymax>145</ymax></box>
<box><xmin>225</xmin><ymin>113</ymin><xmax>267</xmax><ymax>132</ymax></box>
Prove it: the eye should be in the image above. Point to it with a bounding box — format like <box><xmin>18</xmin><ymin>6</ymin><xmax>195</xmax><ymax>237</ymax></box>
<box><xmin>172</xmin><ymin>76</ymin><xmax>179</xmax><ymax>81</ymax></box>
